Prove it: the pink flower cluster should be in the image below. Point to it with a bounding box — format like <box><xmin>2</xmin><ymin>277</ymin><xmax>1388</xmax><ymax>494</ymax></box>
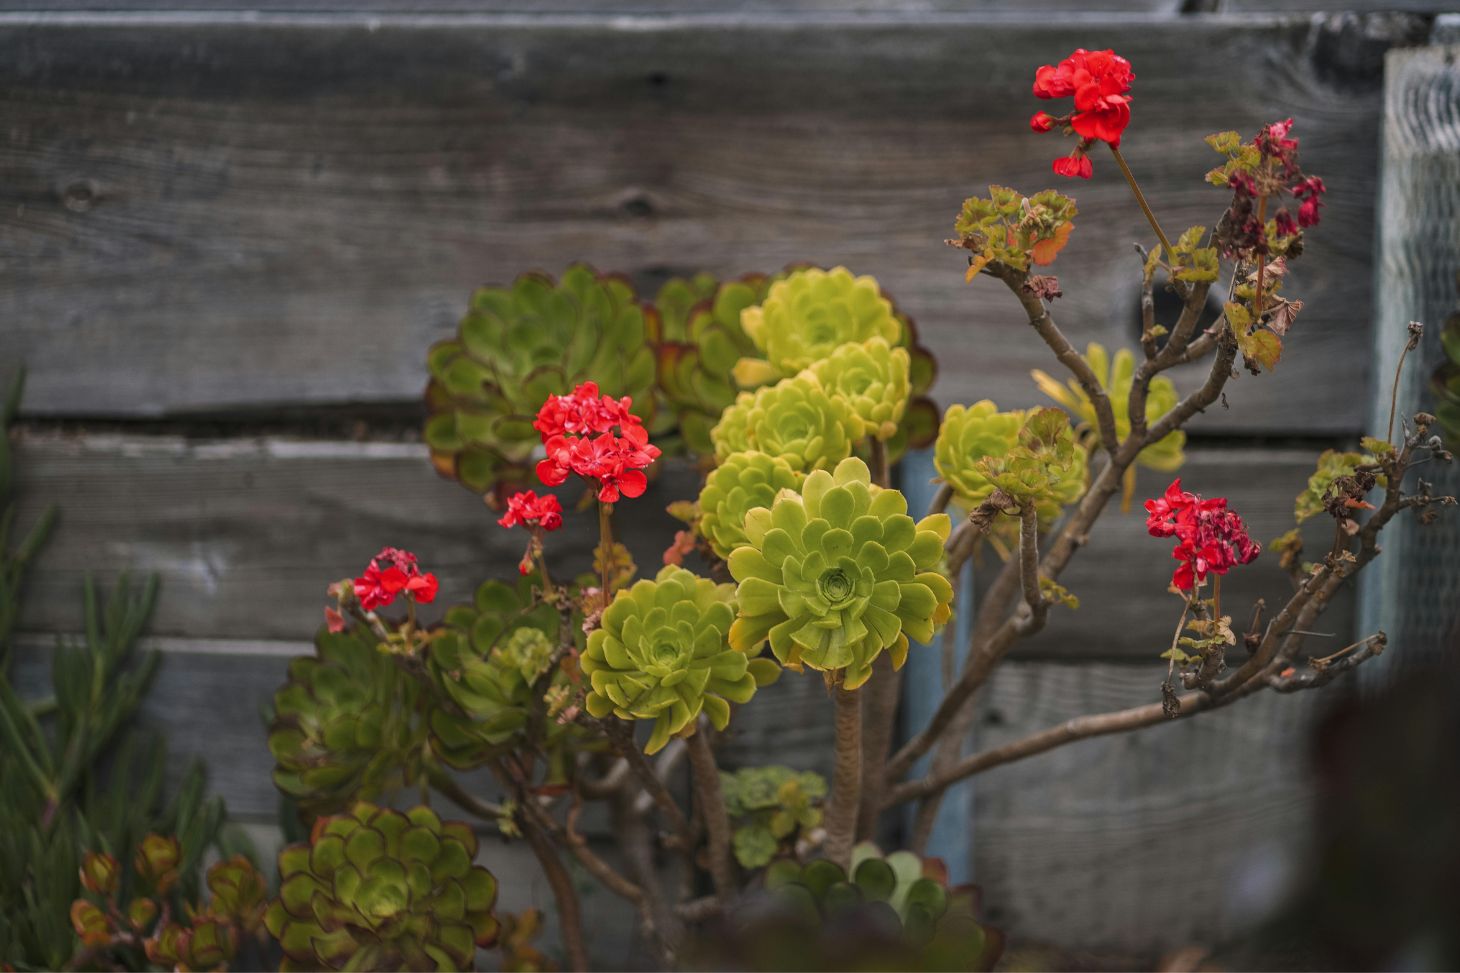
<box><xmin>1145</xmin><ymin>479</ymin><xmax>1260</xmax><ymax>592</ymax></box>
<box><xmin>498</xmin><ymin>489</ymin><xmax>564</xmax><ymax>532</ymax></box>
<box><xmin>353</xmin><ymin>546</ymin><xmax>439</xmax><ymax>612</ymax></box>
<box><xmin>1030</xmin><ymin>48</ymin><xmax>1135</xmax><ymax>179</ymax></box>
<box><xmin>534</xmin><ymin>382</ymin><xmax>660</xmax><ymax>503</ymax></box>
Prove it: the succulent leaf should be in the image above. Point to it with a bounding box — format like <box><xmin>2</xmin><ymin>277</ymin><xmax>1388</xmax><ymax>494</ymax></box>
<box><xmin>726</xmin><ymin>457</ymin><xmax>953</xmax><ymax>689</ymax></box>
<box><xmin>582</xmin><ymin>565</ymin><xmax>762</xmax><ymax>754</ymax></box>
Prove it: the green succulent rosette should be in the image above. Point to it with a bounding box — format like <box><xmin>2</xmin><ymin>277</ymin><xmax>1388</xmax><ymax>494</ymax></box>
<box><xmin>711</xmin><ymin>374</ymin><xmax>860</xmax><ymax>474</ymax></box>
<box><xmin>425</xmin><ymin>576</ymin><xmax>586</xmax><ymax>777</ymax></box>
<box><xmin>727</xmin><ymin>457</ymin><xmax>953</xmax><ymax>690</ymax></box>
<box><xmin>655</xmin><ymin>273</ymin><xmax>773</xmax><ymax>455</ymax></box>
<box><xmin>264</xmin><ymin>802</ymin><xmax>499</xmax><ymax>972</ymax></box>
<box><xmin>1031</xmin><ymin>342</ymin><xmax>1186</xmax><ymax>473</ymax></box>
<box><xmin>721</xmin><ymin>766</ymin><xmax>827</xmax><ymax>869</ymax></box>
<box><xmin>803</xmin><ymin>337</ymin><xmax>911</xmax><ymax>443</ymax></box>
<box><xmin>733</xmin><ymin>267</ymin><xmax>900</xmax><ymax>386</ymax></box>
<box><xmin>424</xmin><ymin>265</ymin><xmax>660</xmax><ymax>498</ymax></box>
<box><xmin>933</xmin><ymin>400</ymin><xmax>1086</xmax><ymax>523</ymax></box>
<box><xmin>697</xmin><ymin>451</ymin><xmax>805</xmax><ymax>560</ymax></box>
<box><xmin>269</xmin><ymin>629</ymin><xmax>426</xmax><ymax>817</ymax></box>
<box><xmin>582</xmin><ymin>566</ymin><xmax>779</xmax><ymax>754</ymax></box>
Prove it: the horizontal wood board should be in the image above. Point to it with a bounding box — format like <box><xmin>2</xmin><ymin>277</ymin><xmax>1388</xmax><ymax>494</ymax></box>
<box><xmin>10</xmin><ymin>435</ymin><xmax>1357</xmax><ymax>657</ymax></box>
<box><xmin>0</xmin><ymin>14</ymin><xmax>1405</xmax><ymax>433</ymax></box>
<box><xmin>10</xmin><ymin>641</ymin><xmax>1334</xmax><ymax>958</ymax></box>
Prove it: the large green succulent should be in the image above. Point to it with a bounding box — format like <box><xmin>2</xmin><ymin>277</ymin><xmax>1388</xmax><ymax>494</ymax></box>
<box><xmin>688</xmin><ymin>842</ymin><xmax>1002</xmax><ymax>972</ymax></box>
<box><xmin>933</xmin><ymin>400</ymin><xmax>1087</xmax><ymax>519</ymax></box>
<box><xmin>1031</xmin><ymin>342</ymin><xmax>1186</xmax><ymax>473</ymax></box>
<box><xmin>269</xmin><ymin>628</ymin><xmax>426</xmax><ymax>817</ymax></box>
<box><xmin>711</xmin><ymin>374</ymin><xmax>860</xmax><ymax>474</ymax></box>
<box><xmin>734</xmin><ymin>267</ymin><xmax>901</xmax><ymax>386</ymax></box>
<box><xmin>425</xmin><ymin>576</ymin><xmax>591</xmax><ymax>781</ymax></box>
<box><xmin>582</xmin><ymin>565</ymin><xmax>779</xmax><ymax>754</ymax></box>
<box><xmin>424</xmin><ymin>265</ymin><xmax>659</xmax><ymax>497</ymax></box>
<box><xmin>727</xmin><ymin>457</ymin><xmax>953</xmax><ymax>690</ymax></box>
<box><xmin>697</xmin><ymin>451</ymin><xmax>805</xmax><ymax>561</ymax></box>
<box><xmin>265</xmin><ymin>802</ymin><xmax>499</xmax><ymax>972</ymax></box>
<box><xmin>655</xmin><ymin>273</ymin><xmax>772</xmax><ymax>455</ymax></box>
<box><xmin>803</xmin><ymin>337</ymin><xmax>911</xmax><ymax>443</ymax></box>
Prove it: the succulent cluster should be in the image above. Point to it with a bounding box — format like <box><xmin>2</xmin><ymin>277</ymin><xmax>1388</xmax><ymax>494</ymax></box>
<box><xmin>265</xmin><ymin>802</ymin><xmax>500</xmax><ymax>972</ymax></box>
<box><xmin>720</xmin><ymin>765</ymin><xmax>828</xmax><ymax>869</ymax></box>
<box><xmin>425</xmin><ymin>265</ymin><xmax>660</xmax><ymax>497</ymax></box>
<box><xmin>71</xmin><ymin>837</ymin><xmax>267</xmax><ymax>972</ymax></box>
<box><xmin>734</xmin><ymin>268</ymin><xmax>901</xmax><ymax>385</ymax></box>
<box><xmin>269</xmin><ymin>627</ymin><xmax>427</xmax><ymax>817</ymax></box>
<box><xmin>425</xmin><ymin>576</ymin><xmax>583</xmax><ymax>776</ymax></box>
<box><xmin>804</xmin><ymin>337</ymin><xmax>911</xmax><ymax>443</ymax></box>
<box><xmin>583</xmin><ymin>565</ymin><xmax>780</xmax><ymax>754</ymax></box>
<box><xmin>689</xmin><ymin>843</ymin><xmax>1002</xmax><ymax>972</ymax></box>
<box><xmin>727</xmin><ymin>458</ymin><xmax>953</xmax><ymax>690</ymax></box>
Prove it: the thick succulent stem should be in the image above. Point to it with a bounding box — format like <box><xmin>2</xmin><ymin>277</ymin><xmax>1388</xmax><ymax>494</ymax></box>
<box><xmin>518</xmin><ymin>812</ymin><xmax>590</xmax><ymax>972</ymax></box>
<box><xmin>823</xmin><ymin>684</ymin><xmax>863</xmax><ymax>869</ymax></box>
<box><xmin>685</xmin><ymin>726</ymin><xmax>736</xmax><ymax>903</ymax></box>
<box><xmin>856</xmin><ymin>654</ymin><xmax>900</xmax><ymax>839</ymax></box>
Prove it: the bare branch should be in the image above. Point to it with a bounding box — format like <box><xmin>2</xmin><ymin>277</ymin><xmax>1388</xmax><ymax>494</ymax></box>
<box><xmin>601</xmin><ymin>717</ymin><xmax>694</xmax><ymax>850</ymax></box>
<box><xmin>995</xmin><ymin>265</ymin><xmax>1120</xmax><ymax>455</ymax></box>
<box><xmin>686</xmin><ymin>726</ymin><xmax>737</xmax><ymax>903</ymax></box>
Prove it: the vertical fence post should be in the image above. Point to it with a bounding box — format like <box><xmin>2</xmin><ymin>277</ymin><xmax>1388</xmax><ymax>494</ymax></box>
<box><xmin>1360</xmin><ymin>43</ymin><xmax>1460</xmax><ymax>685</ymax></box>
<box><xmin>897</xmin><ymin>448</ymin><xmax>975</xmax><ymax>883</ymax></box>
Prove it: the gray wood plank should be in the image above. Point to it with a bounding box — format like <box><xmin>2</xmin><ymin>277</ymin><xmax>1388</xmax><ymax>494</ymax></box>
<box><xmin>0</xmin><ymin>2</ymin><xmax>1182</xmax><ymax>11</ymax></box>
<box><xmin>968</xmin><ymin>659</ymin><xmax>1328</xmax><ymax>957</ymax></box>
<box><xmin>11</xmin><ymin>432</ymin><xmax>1355</xmax><ymax>658</ymax></box>
<box><xmin>0</xmin><ymin>15</ymin><xmax>1388</xmax><ymax>432</ymax></box>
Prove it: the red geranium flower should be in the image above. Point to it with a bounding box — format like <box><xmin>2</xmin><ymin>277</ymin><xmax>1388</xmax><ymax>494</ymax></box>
<box><xmin>498</xmin><ymin>490</ymin><xmax>564</xmax><ymax>532</ymax></box>
<box><xmin>1031</xmin><ymin>48</ymin><xmax>1134</xmax><ymax>178</ymax></box>
<box><xmin>1145</xmin><ymin>479</ymin><xmax>1260</xmax><ymax>592</ymax></box>
<box><xmin>534</xmin><ymin>383</ymin><xmax>660</xmax><ymax>504</ymax></box>
<box><xmin>353</xmin><ymin>547</ymin><xmax>439</xmax><ymax>611</ymax></box>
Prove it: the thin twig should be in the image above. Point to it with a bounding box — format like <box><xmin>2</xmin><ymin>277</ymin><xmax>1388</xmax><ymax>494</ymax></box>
<box><xmin>1110</xmin><ymin>144</ymin><xmax>1175</xmax><ymax>255</ymax></box>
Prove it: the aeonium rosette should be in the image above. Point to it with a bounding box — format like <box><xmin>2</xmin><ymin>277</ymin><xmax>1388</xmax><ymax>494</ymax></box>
<box><xmin>1145</xmin><ymin>479</ymin><xmax>1260</xmax><ymax>592</ymax></box>
<box><xmin>535</xmin><ymin>381</ymin><xmax>661</xmax><ymax>503</ymax></box>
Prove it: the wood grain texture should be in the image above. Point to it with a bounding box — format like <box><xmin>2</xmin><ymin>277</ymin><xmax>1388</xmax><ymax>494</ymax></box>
<box><xmin>968</xmin><ymin>659</ymin><xmax>1328</xmax><ymax>956</ymax></box>
<box><xmin>0</xmin><ymin>14</ymin><xmax>1391</xmax><ymax>432</ymax></box>
<box><xmin>10</xmin><ymin>434</ymin><xmax>1355</xmax><ymax>657</ymax></box>
<box><xmin>0</xmin><ymin>2</ymin><xmax>1183</xmax><ymax>11</ymax></box>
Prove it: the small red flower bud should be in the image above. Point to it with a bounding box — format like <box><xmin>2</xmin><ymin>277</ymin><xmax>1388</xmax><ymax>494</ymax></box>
<box><xmin>1029</xmin><ymin>111</ymin><xmax>1055</xmax><ymax>133</ymax></box>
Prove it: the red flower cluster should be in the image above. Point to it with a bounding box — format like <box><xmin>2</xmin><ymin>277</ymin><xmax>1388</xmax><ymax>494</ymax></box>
<box><xmin>498</xmin><ymin>490</ymin><xmax>564</xmax><ymax>532</ymax></box>
<box><xmin>1031</xmin><ymin>48</ymin><xmax>1135</xmax><ymax>179</ymax></box>
<box><xmin>534</xmin><ymin>382</ymin><xmax>660</xmax><ymax>503</ymax></box>
<box><xmin>1145</xmin><ymin>479</ymin><xmax>1260</xmax><ymax>592</ymax></box>
<box><xmin>353</xmin><ymin>547</ymin><xmax>439</xmax><ymax>611</ymax></box>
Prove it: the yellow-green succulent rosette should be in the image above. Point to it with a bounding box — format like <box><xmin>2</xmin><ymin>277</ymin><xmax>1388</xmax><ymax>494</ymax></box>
<box><xmin>802</xmin><ymin>337</ymin><xmax>911</xmax><ymax>442</ymax></box>
<box><xmin>726</xmin><ymin>457</ymin><xmax>953</xmax><ymax>690</ymax></box>
<box><xmin>1031</xmin><ymin>343</ymin><xmax>1184</xmax><ymax>505</ymax></box>
<box><xmin>582</xmin><ymin>565</ymin><xmax>780</xmax><ymax>754</ymax></box>
<box><xmin>733</xmin><ymin>267</ymin><xmax>902</xmax><ymax>387</ymax></box>
<box><xmin>697</xmin><ymin>451</ymin><xmax>805</xmax><ymax>561</ymax></box>
<box><xmin>711</xmin><ymin>373</ymin><xmax>860</xmax><ymax>473</ymax></box>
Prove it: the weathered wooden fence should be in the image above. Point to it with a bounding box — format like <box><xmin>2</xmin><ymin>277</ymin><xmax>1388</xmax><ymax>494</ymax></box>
<box><xmin>3</xmin><ymin>2</ymin><xmax>1452</xmax><ymax>962</ymax></box>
